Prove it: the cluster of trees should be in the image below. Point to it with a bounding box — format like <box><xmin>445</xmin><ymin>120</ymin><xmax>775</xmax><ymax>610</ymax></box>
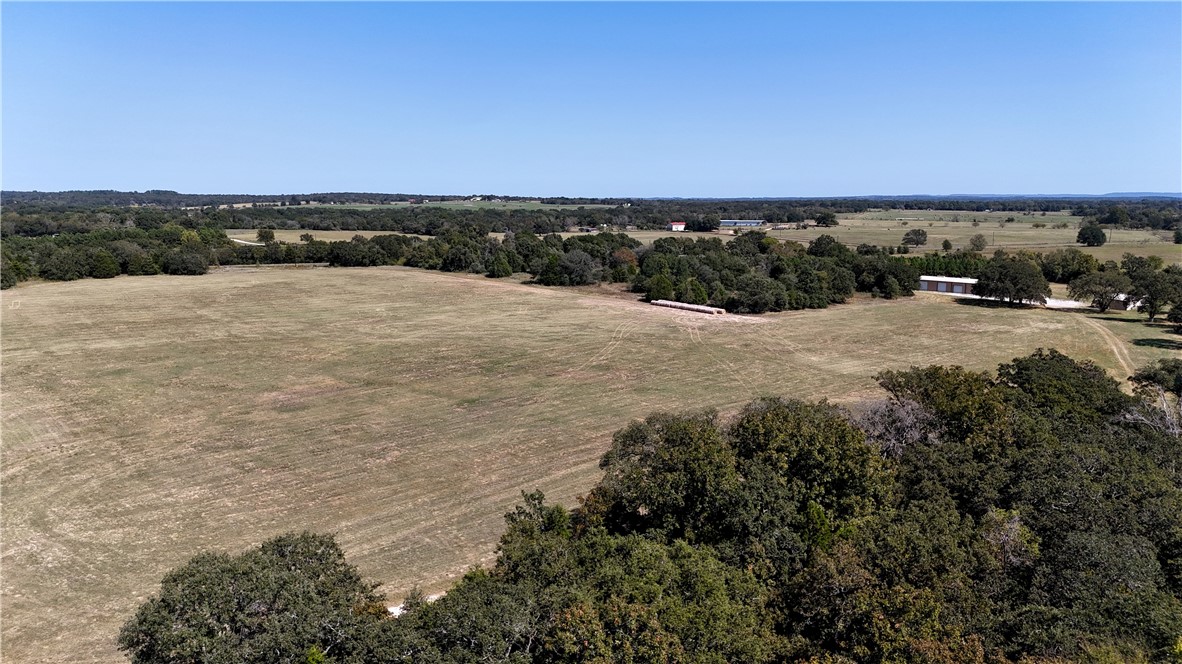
<box><xmin>1076</xmin><ymin>204</ymin><xmax>1182</xmax><ymax>231</ymax></box>
<box><xmin>0</xmin><ymin>225</ymin><xmax>232</xmax><ymax>288</ymax></box>
<box><xmin>120</xmin><ymin>351</ymin><xmax>1182</xmax><ymax>663</ymax></box>
<box><xmin>630</xmin><ymin>233</ymin><xmax>920</xmax><ymax>313</ymax></box>
<box><xmin>1068</xmin><ymin>254</ymin><xmax>1182</xmax><ymax>321</ymax></box>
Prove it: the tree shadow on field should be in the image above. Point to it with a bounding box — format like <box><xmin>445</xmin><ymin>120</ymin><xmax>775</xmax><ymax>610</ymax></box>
<box><xmin>1131</xmin><ymin>338</ymin><xmax>1182</xmax><ymax>351</ymax></box>
<box><xmin>952</xmin><ymin>298</ymin><xmax>1037</xmax><ymax>309</ymax></box>
<box><xmin>1087</xmin><ymin>314</ymin><xmax>1146</xmax><ymax>325</ymax></box>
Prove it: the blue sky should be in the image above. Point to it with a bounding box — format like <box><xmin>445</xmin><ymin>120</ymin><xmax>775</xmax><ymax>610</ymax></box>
<box><xmin>3</xmin><ymin>2</ymin><xmax>1179</xmax><ymax>197</ymax></box>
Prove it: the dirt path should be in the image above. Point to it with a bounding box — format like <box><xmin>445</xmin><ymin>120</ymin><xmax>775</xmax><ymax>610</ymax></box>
<box><xmin>1078</xmin><ymin>315</ymin><xmax>1135</xmax><ymax>379</ymax></box>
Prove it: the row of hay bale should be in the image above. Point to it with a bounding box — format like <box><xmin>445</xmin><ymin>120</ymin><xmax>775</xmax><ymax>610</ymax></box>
<box><xmin>650</xmin><ymin>300</ymin><xmax>727</xmax><ymax>315</ymax></box>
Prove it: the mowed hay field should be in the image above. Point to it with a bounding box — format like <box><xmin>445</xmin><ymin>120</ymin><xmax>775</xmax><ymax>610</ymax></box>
<box><xmin>224</xmin><ymin>229</ymin><xmax>428</xmax><ymax>244</ymax></box>
<box><xmin>3</xmin><ymin>267</ymin><xmax>1179</xmax><ymax>663</ymax></box>
<box><xmin>769</xmin><ymin>210</ymin><xmax>1180</xmax><ymax>264</ymax></box>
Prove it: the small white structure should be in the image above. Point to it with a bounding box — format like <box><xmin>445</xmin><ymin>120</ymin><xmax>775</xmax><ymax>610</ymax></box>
<box><xmin>668</xmin><ymin>221</ymin><xmax>686</xmax><ymax>232</ymax></box>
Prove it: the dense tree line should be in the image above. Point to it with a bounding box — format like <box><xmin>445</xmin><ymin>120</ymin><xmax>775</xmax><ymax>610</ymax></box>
<box><xmin>1076</xmin><ymin>204</ymin><xmax>1182</xmax><ymax>231</ymax></box>
<box><xmin>5</xmin><ymin>197</ymin><xmax>1179</xmax><ymax>239</ymax></box>
<box><xmin>120</xmin><ymin>351</ymin><xmax>1182</xmax><ymax>663</ymax></box>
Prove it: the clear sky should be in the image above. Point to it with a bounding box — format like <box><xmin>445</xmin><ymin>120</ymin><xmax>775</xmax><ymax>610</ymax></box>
<box><xmin>3</xmin><ymin>2</ymin><xmax>1179</xmax><ymax>197</ymax></box>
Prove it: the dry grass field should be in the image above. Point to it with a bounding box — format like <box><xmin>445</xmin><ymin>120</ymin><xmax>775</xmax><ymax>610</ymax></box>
<box><xmin>224</xmin><ymin>229</ymin><xmax>427</xmax><ymax>244</ymax></box>
<box><xmin>2</xmin><ymin>267</ymin><xmax>1179</xmax><ymax>663</ymax></box>
<box><xmin>768</xmin><ymin>210</ymin><xmax>1180</xmax><ymax>264</ymax></box>
<box><xmin>227</xmin><ymin>209</ymin><xmax>1180</xmax><ymax>266</ymax></box>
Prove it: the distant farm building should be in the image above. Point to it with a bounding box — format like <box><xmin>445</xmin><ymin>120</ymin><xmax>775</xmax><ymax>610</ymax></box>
<box><xmin>668</xmin><ymin>221</ymin><xmax>686</xmax><ymax>232</ymax></box>
<box><xmin>918</xmin><ymin>275</ymin><xmax>977</xmax><ymax>295</ymax></box>
<box><xmin>720</xmin><ymin>219</ymin><xmax>763</xmax><ymax>228</ymax></box>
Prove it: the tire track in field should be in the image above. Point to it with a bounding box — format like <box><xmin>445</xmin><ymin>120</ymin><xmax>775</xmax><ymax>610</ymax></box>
<box><xmin>485</xmin><ymin>318</ymin><xmax>641</xmax><ymax>460</ymax></box>
<box><xmin>572</xmin><ymin>320</ymin><xmax>640</xmax><ymax>374</ymax></box>
<box><xmin>1077</xmin><ymin>315</ymin><xmax>1135</xmax><ymax>380</ymax></box>
<box><xmin>683</xmin><ymin>322</ymin><xmax>757</xmax><ymax>398</ymax></box>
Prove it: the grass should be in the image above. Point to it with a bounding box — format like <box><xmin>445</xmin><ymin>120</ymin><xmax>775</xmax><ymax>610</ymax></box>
<box><xmin>761</xmin><ymin>210</ymin><xmax>1180</xmax><ymax>264</ymax></box>
<box><xmin>228</xmin><ymin>206</ymin><xmax>1180</xmax><ymax>266</ymax></box>
<box><xmin>2</xmin><ymin>267</ymin><xmax>1178</xmax><ymax>663</ymax></box>
<box><xmin>225</xmin><ymin>229</ymin><xmax>427</xmax><ymax>243</ymax></box>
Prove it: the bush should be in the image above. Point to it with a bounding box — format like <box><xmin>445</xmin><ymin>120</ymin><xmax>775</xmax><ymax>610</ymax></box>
<box><xmin>968</xmin><ymin>234</ymin><xmax>989</xmax><ymax>252</ymax></box>
<box><xmin>941</xmin><ymin>239</ymin><xmax>953</xmax><ymax>251</ymax></box>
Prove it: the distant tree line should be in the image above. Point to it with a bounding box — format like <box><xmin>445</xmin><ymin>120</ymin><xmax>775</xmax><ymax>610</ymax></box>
<box><xmin>5</xmin><ymin>197</ymin><xmax>1179</xmax><ymax>239</ymax></box>
<box><xmin>120</xmin><ymin>351</ymin><xmax>1182</xmax><ymax>663</ymax></box>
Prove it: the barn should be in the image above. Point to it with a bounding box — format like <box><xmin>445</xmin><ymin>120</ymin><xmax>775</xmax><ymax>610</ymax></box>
<box><xmin>918</xmin><ymin>275</ymin><xmax>977</xmax><ymax>295</ymax></box>
<box><xmin>719</xmin><ymin>219</ymin><xmax>762</xmax><ymax>228</ymax></box>
<box><xmin>668</xmin><ymin>221</ymin><xmax>686</xmax><ymax>232</ymax></box>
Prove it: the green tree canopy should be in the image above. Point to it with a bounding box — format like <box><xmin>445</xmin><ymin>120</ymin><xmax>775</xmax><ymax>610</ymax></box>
<box><xmin>974</xmin><ymin>255</ymin><xmax>1051</xmax><ymax>305</ymax></box>
<box><xmin>118</xmin><ymin>533</ymin><xmax>392</xmax><ymax>664</ymax></box>
<box><xmin>901</xmin><ymin>229</ymin><xmax>928</xmax><ymax>246</ymax></box>
<box><xmin>1076</xmin><ymin>224</ymin><xmax>1106</xmax><ymax>246</ymax></box>
<box><xmin>1067</xmin><ymin>271</ymin><xmax>1132</xmax><ymax>312</ymax></box>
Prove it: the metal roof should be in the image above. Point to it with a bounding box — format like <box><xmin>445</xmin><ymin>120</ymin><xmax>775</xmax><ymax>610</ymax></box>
<box><xmin>920</xmin><ymin>275</ymin><xmax>978</xmax><ymax>284</ymax></box>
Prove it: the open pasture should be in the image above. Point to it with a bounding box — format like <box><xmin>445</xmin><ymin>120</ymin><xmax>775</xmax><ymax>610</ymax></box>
<box><xmin>224</xmin><ymin>228</ymin><xmax>427</xmax><ymax>244</ymax></box>
<box><xmin>2</xmin><ymin>267</ymin><xmax>1178</xmax><ymax>663</ymax></box>
<box><xmin>760</xmin><ymin>210</ymin><xmax>1179</xmax><ymax>263</ymax></box>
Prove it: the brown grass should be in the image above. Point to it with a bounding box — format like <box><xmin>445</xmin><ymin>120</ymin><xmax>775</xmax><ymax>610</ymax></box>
<box><xmin>2</xmin><ymin>267</ymin><xmax>1178</xmax><ymax>663</ymax></box>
